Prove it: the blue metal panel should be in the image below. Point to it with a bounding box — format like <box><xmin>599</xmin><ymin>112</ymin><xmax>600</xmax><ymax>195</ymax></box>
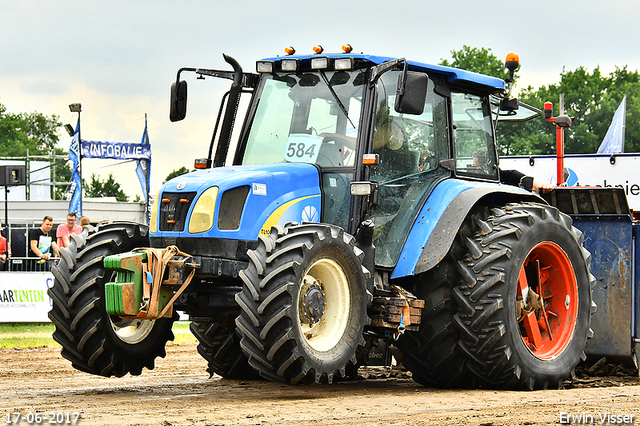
<box><xmin>572</xmin><ymin>215</ymin><xmax>634</xmax><ymax>360</ymax></box>
<box><xmin>391</xmin><ymin>179</ymin><xmax>472</xmax><ymax>279</ymax></box>
<box><xmin>153</xmin><ymin>163</ymin><xmax>321</xmax><ymax>241</ymax></box>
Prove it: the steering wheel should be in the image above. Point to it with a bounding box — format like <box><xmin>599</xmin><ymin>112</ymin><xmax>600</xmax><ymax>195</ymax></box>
<box><xmin>316</xmin><ymin>133</ymin><xmax>357</xmax><ymax>167</ymax></box>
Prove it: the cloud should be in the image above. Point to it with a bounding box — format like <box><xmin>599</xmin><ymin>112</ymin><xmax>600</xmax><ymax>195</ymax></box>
<box><xmin>2</xmin><ymin>0</ymin><xmax>640</xmax><ymax>199</ymax></box>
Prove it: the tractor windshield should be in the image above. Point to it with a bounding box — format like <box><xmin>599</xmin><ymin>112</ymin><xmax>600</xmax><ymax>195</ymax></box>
<box><xmin>241</xmin><ymin>70</ymin><xmax>365</xmax><ymax>167</ymax></box>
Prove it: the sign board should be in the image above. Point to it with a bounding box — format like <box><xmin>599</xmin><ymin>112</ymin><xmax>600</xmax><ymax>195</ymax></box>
<box><xmin>81</xmin><ymin>141</ymin><xmax>151</xmax><ymax>160</ymax></box>
<box><xmin>0</xmin><ymin>273</ymin><xmax>53</xmax><ymax>322</ymax></box>
<box><xmin>501</xmin><ymin>153</ymin><xmax>640</xmax><ymax>211</ymax></box>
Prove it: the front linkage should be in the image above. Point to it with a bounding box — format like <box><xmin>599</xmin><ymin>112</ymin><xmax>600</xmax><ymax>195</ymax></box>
<box><xmin>104</xmin><ymin>246</ymin><xmax>199</xmax><ymax>319</ymax></box>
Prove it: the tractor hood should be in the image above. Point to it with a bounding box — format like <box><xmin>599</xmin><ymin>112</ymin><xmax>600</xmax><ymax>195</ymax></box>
<box><xmin>151</xmin><ymin>163</ymin><xmax>322</xmax><ymax>241</ymax></box>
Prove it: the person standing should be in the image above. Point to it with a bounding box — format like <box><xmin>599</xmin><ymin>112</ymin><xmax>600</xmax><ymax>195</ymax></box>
<box><xmin>29</xmin><ymin>216</ymin><xmax>59</xmax><ymax>271</ymax></box>
<box><xmin>0</xmin><ymin>218</ymin><xmax>11</xmax><ymax>271</ymax></box>
<box><xmin>57</xmin><ymin>212</ymin><xmax>82</xmax><ymax>248</ymax></box>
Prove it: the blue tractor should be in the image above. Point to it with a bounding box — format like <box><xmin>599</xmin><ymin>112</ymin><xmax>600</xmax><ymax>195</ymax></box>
<box><xmin>49</xmin><ymin>46</ymin><xmax>597</xmax><ymax>389</ymax></box>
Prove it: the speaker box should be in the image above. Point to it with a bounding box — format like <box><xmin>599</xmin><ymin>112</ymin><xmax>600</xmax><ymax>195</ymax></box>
<box><xmin>0</xmin><ymin>165</ymin><xmax>27</xmax><ymax>186</ymax></box>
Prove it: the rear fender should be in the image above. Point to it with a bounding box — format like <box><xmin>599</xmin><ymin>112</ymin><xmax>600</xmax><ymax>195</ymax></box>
<box><xmin>391</xmin><ymin>182</ymin><xmax>543</xmax><ymax>279</ymax></box>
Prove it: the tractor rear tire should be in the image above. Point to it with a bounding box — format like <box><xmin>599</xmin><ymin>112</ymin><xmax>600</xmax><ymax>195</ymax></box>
<box><xmin>235</xmin><ymin>223</ymin><xmax>371</xmax><ymax>384</ymax></box>
<box><xmin>190</xmin><ymin>320</ymin><xmax>260</xmax><ymax>380</ymax></box>
<box><xmin>48</xmin><ymin>222</ymin><xmax>176</xmax><ymax>377</ymax></box>
<box><xmin>394</xmin><ymin>259</ymin><xmax>473</xmax><ymax>388</ymax></box>
<box><xmin>452</xmin><ymin>203</ymin><xmax>595</xmax><ymax>390</ymax></box>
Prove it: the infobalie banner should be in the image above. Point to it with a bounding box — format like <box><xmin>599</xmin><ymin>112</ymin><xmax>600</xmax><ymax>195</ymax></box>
<box><xmin>82</xmin><ymin>140</ymin><xmax>151</xmax><ymax>160</ymax></box>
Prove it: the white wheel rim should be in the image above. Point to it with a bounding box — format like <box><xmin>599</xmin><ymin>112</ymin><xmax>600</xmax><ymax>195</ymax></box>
<box><xmin>110</xmin><ymin>316</ymin><xmax>156</xmax><ymax>344</ymax></box>
<box><xmin>298</xmin><ymin>258</ymin><xmax>350</xmax><ymax>352</ymax></box>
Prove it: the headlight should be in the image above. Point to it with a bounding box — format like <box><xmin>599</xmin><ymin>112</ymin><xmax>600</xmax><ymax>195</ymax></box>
<box><xmin>149</xmin><ymin>190</ymin><xmax>160</xmax><ymax>233</ymax></box>
<box><xmin>188</xmin><ymin>186</ymin><xmax>219</xmax><ymax>234</ymax></box>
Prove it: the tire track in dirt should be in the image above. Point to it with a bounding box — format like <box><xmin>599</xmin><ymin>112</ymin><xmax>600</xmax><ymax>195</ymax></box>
<box><xmin>2</xmin><ymin>343</ymin><xmax>639</xmax><ymax>425</ymax></box>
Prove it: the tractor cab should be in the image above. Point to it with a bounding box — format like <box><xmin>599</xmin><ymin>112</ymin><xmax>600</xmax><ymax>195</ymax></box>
<box><xmin>168</xmin><ymin>45</ymin><xmax>516</xmax><ymax>269</ymax></box>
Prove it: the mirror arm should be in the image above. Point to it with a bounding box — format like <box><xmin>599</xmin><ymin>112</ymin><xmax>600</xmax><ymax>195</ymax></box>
<box><xmin>174</xmin><ymin>67</ymin><xmax>196</xmax><ymax>89</ymax></box>
<box><xmin>396</xmin><ymin>60</ymin><xmax>409</xmax><ymax>97</ymax></box>
<box><xmin>369</xmin><ymin>58</ymin><xmax>405</xmax><ymax>84</ymax></box>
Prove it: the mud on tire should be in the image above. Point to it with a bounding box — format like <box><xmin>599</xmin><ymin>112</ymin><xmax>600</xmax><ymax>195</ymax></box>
<box><xmin>235</xmin><ymin>223</ymin><xmax>371</xmax><ymax>384</ymax></box>
<box><xmin>48</xmin><ymin>222</ymin><xmax>175</xmax><ymax>377</ymax></box>
<box><xmin>452</xmin><ymin>203</ymin><xmax>596</xmax><ymax>390</ymax></box>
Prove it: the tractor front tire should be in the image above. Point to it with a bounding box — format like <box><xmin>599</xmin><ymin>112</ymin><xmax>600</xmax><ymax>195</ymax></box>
<box><xmin>48</xmin><ymin>222</ymin><xmax>175</xmax><ymax>377</ymax></box>
<box><xmin>235</xmin><ymin>223</ymin><xmax>371</xmax><ymax>384</ymax></box>
<box><xmin>452</xmin><ymin>203</ymin><xmax>595</xmax><ymax>390</ymax></box>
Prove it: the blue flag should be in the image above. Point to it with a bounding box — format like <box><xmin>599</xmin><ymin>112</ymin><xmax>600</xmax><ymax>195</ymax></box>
<box><xmin>68</xmin><ymin>118</ymin><xmax>82</xmax><ymax>216</ymax></box>
<box><xmin>135</xmin><ymin>117</ymin><xmax>152</xmax><ymax>223</ymax></box>
<box><xmin>597</xmin><ymin>96</ymin><xmax>626</xmax><ymax>154</ymax></box>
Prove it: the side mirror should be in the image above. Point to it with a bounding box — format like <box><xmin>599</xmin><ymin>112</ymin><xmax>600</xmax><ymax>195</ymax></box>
<box><xmin>170</xmin><ymin>80</ymin><xmax>188</xmax><ymax>122</ymax></box>
<box><xmin>395</xmin><ymin>71</ymin><xmax>427</xmax><ymax>115</ymax></box>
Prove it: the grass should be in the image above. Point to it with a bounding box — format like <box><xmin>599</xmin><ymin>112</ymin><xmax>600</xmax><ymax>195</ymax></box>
<box><xmin>0</xmin><ymin>321</ymin><xmax>197</xmax><ymax>349</ymax></box>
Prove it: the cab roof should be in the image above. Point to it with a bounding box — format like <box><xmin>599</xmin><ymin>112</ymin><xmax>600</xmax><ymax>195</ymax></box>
<box><xmin>260</xmin><ymin>53</ymin><xmax>506</xmax><ymax>93</ymax></box>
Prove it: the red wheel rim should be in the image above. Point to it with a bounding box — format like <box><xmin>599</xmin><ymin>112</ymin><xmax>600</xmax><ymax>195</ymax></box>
<box><xmin>517</xmin><ymin>242</ymin><xmax>578</xmax><ymax>359</ymax></box>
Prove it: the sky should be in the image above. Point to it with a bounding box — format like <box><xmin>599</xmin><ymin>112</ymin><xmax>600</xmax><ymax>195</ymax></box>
<box><xmin>1</xmin><ymin>0</ymin><xmax>640</xmax><ymax>201</ymax></box>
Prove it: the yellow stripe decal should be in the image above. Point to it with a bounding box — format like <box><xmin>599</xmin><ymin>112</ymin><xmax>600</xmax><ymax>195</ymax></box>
<box><xmin>260</xmin><ymin>195</ymin><xmax>320</xmax><ymax>236</ymax></box>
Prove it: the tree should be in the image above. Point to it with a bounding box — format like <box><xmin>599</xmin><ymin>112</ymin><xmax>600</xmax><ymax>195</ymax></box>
<box><xmin>0</xmin><ymin>101</ymin><xmax>71</xmax><ymax>199</ymax></box>
<box><xmin>0</xmin><ymin>103</ymin><xmax>62</xmax><ymax>156</ymax></box>
<box><xmin>164</xmin><ymin>166</ymin><xmax>190</xmax><ymax>183</ymax></box>
<box><xmin>0</xmin><ymin>101</ymin><xmax>135</xmax><ymax>201</ymax></box>
<box><xmin>498</xmin><ymin>66</ymin><xmax>640</xmax><ymax>156</ymax></box>
<box><xmin>439</xmin><ymin>46</ymin><xmax>640</xmax><ymax>156</ymax></box>
<box><xmin>440</xmin><ymin>45</ymin><xmax>518</xmax><ymax>82</ymax></box>
<box><xmin>83</xmin><ymin>173</ymin><xmax>129</xmax><ymax>202</ymax></box>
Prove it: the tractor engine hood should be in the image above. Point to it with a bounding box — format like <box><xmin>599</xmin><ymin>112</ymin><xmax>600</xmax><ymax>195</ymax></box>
<box><xmin>151</xmin><ymin>163</ymin><xmax>322</xmax><ymax>241</ymax></box>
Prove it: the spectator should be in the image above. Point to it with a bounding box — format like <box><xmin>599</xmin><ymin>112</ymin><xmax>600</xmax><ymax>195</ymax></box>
<box><xmin>78</xmin><ymin>215</ymin><xmax>91</xmax><ymax>227</ymax></box>
<box><xmin>57</xmin><ymin>212</ymin><xmax>82</xmax><ymax>248</ymax></box>
<box><xmin>0</xmin><ymin>218</ymin><xmax>11</xmax><ymax>271</ymax></box>
<box><xmin>29</xmin><ymin>215</ymin><xmax>59</xmax><ymax>271</ymax></box>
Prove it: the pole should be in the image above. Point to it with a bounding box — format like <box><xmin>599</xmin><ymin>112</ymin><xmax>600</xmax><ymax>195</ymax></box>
<box><xmin>4</xmin><ymin>186</ymin><xmax>9</xmax><ymax>261</ymax></box>
<box><xmin>3</xmin><ymin>186</ymin><xmax>7</xmax><ymax>233</ymax></box>
<box><xmin>26</xmin><ymin>149</ymin><xmax>30</xmax><ymax>201</ymax></box>
<box><xmin>78</xmin><ymin>109</ymin><xmax>83</xmax><ymax>215</ymax></box>
<box><xmin>557</xmin><ymin>94</ymin><xmax>565</xmax><ymax>186</ymax></box>
<box><xmin>556</xmin><ymin>124</ymin><xmax>564</xmax><ymax>185</ymax></box>
<box><xmin>51</xmin><ymin>150</ymin><xmax>55</xmax><ymax>200</ymax></box>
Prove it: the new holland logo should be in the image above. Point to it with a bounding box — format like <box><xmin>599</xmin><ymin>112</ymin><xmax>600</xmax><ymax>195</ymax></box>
<box><xmin>302</xmin><ymin>205</ymin><xmax>319</xmax><ymax>223</ymax></box>
<box><xmin>176</xmin><ymin>182</ymin><xmax>186</xmax><ymax>190</ymax></box>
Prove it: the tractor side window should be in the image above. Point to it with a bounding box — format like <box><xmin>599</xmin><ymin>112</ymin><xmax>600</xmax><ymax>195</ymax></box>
<box><xmin>370</xmin><ymin>72</ymin><xmax>440</xmax><ymax>183</ymax></box>
<box><xmin>243</xmin><ymin>79</ymin><xmax>296</xmax><ymax>165</ymax></box>
<box><xmin>451</xmin><ymin>92</ymin><xmax>498</xmax><ymax>179</ymax></box>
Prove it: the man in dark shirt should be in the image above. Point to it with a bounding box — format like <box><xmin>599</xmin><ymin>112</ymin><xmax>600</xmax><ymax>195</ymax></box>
<box><xmin>29</xmin><ymin>215</ymin><xmax>59</xmax><ymax>271</ymax></box>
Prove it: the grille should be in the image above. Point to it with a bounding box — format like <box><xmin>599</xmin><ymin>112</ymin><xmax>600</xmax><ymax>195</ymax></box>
<box><xmin>159</xmin><ymin>192</ymin><xmax>197</xmax><ymax>232</ymax></box>
<box><xmin>218</xmin><ymin>186</ymin><xmax>250</xmax><ymax>230</ymax></box>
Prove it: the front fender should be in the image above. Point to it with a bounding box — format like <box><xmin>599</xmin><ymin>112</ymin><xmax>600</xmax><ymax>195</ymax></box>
<box><xmin>391</xmin><ymin>180</ymin><xmax>544</xmax><ymax>279</ymax></box>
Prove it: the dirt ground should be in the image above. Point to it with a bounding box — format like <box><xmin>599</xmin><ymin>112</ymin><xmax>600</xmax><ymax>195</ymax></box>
<box><xmin>2</xmin><ymin>343</ymin><xmax>639</xmax><ymax>426</ymax></box>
